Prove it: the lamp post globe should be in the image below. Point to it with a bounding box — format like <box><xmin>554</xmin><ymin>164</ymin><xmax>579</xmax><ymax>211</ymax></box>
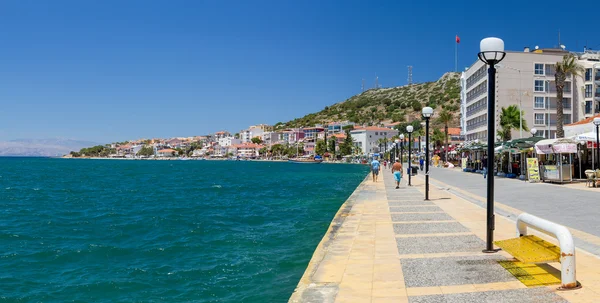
<box><xmin>422</xmin><ymin>107</ymin><xmax>433</xmax><ymax>200</ymax></box>
<box><xmin>394</xmin><ymin>139</ymin><xmax>400</xmax><ymax>161</ymax></box>
<box><xmin>478</xmin><ymin>37</ymin><xmax>506</xmax><ymax>254</ymax></box>
<box><xmin>530</xmin><ymin>128</ymin><xmax>537</xmax><ymax>137</ymax></box>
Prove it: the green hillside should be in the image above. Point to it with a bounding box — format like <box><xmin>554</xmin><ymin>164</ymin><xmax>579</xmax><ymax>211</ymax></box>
<box><xmin>277</xmin><ymin>72</ymin><xmax>461</xmax><ymax>129</ymax></box>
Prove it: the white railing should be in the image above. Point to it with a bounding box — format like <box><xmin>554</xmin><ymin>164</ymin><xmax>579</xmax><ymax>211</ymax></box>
<box><xmin>516</xmin><ymin>213</ymin><xmax>578</xmax><ymax>289</ymax></box>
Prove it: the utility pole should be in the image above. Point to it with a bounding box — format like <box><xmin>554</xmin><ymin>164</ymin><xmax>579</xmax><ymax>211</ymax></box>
<box><xmin>361</xmin><ymin>79</ymin><xmax>365</xmax><ymax>92</ymax></box>
<box><xmin>375</xmin><ymin>75</ymin><xmax>379</xmax><ymax>89</ymax></box>
<box><xmin>407</xmin><ymin>66</ymin><xmax>413</xmax><ymax>86</ymax></box>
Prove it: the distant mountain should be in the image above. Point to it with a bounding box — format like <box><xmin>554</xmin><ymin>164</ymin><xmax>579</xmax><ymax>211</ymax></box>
<box><xmin>0</xmin><ymin>138</ymin><xmax>101</xmax><ymax>157</ymax></box>
<box><xmin>278</xmin><ymin>72</ymin><xmax>461</xmax><ymax>129</ymax></box>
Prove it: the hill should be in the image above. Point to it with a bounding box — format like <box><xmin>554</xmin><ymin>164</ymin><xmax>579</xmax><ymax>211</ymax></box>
<box><xmin>0</xmin><ymin>138</ymin><xmax>101</xmax><ymax>157</ymax></box>
<box><xmin>277</xmin><ymin>72</ymin><xmax>461</xmax><ymax>129</ymax></box>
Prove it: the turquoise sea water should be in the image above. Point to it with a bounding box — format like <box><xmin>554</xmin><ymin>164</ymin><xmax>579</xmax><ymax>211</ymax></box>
<box><xmin>0</xmin><ymin>158</ymin><xmax>367</xmax><ymax>302</ymax></box>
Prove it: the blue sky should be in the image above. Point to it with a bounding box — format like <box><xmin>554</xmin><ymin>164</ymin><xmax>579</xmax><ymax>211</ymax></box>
<box><xmin>0</xmin><ymin>0</ymin><xmax>597</xmax><ymax>143</ymax></box>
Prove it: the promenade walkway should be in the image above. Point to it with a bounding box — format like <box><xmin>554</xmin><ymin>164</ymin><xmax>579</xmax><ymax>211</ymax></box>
<box><xmin>290</xmin><ymin>168</ymin><xmax>600</xmax><ymax>302</ymax></box>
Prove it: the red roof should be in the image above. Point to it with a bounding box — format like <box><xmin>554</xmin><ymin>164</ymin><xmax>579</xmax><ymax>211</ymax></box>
<box><xmin>440</xmin><ymin>127</ymin><xmax>461</xmax><ymax>136</ymax></box>
<box><xmin>565</xmin><ymin>114</ymin><xmax>600</xmax><ymax>126</ymax></box>
<box><xmin>158</xmin><ymin>148</ymin><xmax>176</xmax><ymax>153</ymax></box>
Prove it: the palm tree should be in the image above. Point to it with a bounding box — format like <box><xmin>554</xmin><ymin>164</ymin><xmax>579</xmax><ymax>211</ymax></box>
<box><xmin>498</xmin><ymin>105</ymin><xmax>528</xmax><ymax>141</ymax></box>
<box><xmin>554</xmin><ymin>54</ymin><xmax>584</xmax><ymax>138</ymax></box>
<box><xmin>437</xmin><ymin>110</ymin><xmax>453</xmax><ymax>162</ymax></box>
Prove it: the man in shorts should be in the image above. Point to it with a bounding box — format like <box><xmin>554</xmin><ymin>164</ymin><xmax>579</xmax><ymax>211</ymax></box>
<box><xmin>371</xmin><ymin>157</ymin><xmax>380</xmax><ymax>182</ymax></box>
<box><xmin>392</xmin><ymin>158</ymin><xmax>403</xmax><ymax>189</ymax></box>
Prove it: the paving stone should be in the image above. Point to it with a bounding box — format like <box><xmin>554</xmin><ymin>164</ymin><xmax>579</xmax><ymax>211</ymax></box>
<box><xmin>388</xmin><ymin>206</ymin><xmax>443</xmax><ymax>212</ymax></box>
<box><xmin>393</xmin><ymin>222</ymin><xmax>468</xmax><ymax>234</ymax></box>
<box><xmin>391</xmin><ymin>213</ymin><xmax>454</xmax><ymax>222</ymax></box>
<box><xmin>389</xmin><ymin>201</ymin><xmax>435</xmax><ymax>207</ymax></box>
<box><xmin>401</xmin><ymin>255</ymin><xmax>514</xmax><ymax>287</ymax></box>
<box><xmin>395</xmin><ymin>235</ymin><xmax>483</xmax><ymax>254</ymax></box>
<box><xmin>408</xmin><ymin>287</ymin><xmax>569</xmax><ymax>303</ymax></box>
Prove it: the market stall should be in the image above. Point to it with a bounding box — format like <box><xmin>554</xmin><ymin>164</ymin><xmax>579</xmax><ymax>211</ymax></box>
<box><xmin>534</xmin><ymin>138</ymin><xmax>578</xmax><ymax>183</ymax></box>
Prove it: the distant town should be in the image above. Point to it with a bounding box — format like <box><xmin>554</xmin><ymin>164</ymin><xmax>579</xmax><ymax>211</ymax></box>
<box><xmin>65</xmin><ymin>119</ymin><xmax>465</xmax><ymax>161</ymax></box>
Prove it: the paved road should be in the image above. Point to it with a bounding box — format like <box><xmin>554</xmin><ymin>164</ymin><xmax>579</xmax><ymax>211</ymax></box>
<box><xmin>425</xmin><ymin>167</ymin><xmax>600</xmax><ymax>254</ymax></box>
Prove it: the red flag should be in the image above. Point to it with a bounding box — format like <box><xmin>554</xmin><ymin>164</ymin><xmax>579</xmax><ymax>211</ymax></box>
<box><xmin>456</xmin><ymin>35</ymin><xmax>460</xmax><ymax>44</ymax></box>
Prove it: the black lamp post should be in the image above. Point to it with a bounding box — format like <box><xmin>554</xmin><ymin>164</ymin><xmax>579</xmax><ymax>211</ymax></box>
<box><xmin>422</xmin><ymin>107</ymin><xmax>433</xmax><ymax>200</ymax></box>
<box><xmin>395</xmin><ymin>139</ymin><xmax>400</xmax><ymax>161</ymax></box>
<box><xmin>407</xmin><ymin>126</ymin><xmax>414</xmax><ymax>186</ymax></box>
<box><xmin>478</xmin><ymin>37</ymin><xmax>506</xmax><ymax>253</ymax></box>
<box><xmin>594</xmin><ymin>118</ymin><xmax>600</xmax><ymax>168</ymax></box>
<box><xmin>399</xmin><ymin>134</ymin><xmax>405</xmax><ymax>164</ymax></box>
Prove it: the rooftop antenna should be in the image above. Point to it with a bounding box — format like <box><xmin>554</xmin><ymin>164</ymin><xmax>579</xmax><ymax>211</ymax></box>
<box><xmin>407</xmin><ymin>66</ymin><xmax>413</xmax><ymax>86</ymax></box>
<box><xmin>375</xmin><ymin>75</ymin><xmax>378</xmax><ymax>89</ymax></box>
<box><xmin>558</xmin><ymin>29</ymin><xmax>561</xmax><ymax>48</ymax></box>
<box><xmin>361</xmin><ymin>78</ymin><xmax>365</xmax><ymax>92</ymax></box>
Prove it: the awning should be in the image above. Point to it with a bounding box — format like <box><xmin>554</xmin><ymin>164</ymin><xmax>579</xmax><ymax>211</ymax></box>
<box><xmin>571</xmin><ymin>132</ymin><xmax>597</xmax><ymax>142</ymax></box>
<box><xmin>535</xmin><ymin>138</ymin><xmax>578</xmax><ymax>154</ymax></box>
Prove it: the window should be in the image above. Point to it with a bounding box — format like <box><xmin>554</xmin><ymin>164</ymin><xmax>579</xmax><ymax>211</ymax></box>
<box><xmin>534</xmin><ymin>113</ymin><xmax>545</xmax><ymax>125</ymax></box>
<box><xmin>586</xmin><ymin>101</ymin><xmax>593</xmax><ymax>114</ymax></box>
<box><xmin>534</xmin><ymin>80</ymin><xmax>545</xmax><ymax>92</ymax></box>
<box><xmin>585</xmin><ymin>69</ymin><xmax>592</xmax><ymax>81</ymax></box>
<box><xmin>375</xmin><ymin>132</ymin><xmax>378</xmax><ymax>135</ymax></box>
<box><xmin>564</xmin><ymin>81</ymin><xmax>571</xmax><ymax>93</ymax></box>
<box><xmin>585</xmin><ymin>85</ymin><xmax>593</xmax><ymax>98</ymax></box>
<box><xmin>562</xmin><ymin>98</ymin><xmax>571</xmax><ymax>109</ymax></box>
<box><xmin>534</xmin><ymin>97</ymin><xmax>545</xmax><ymax>109</ymax></box>
<box><xmin>534</xmin><ymin>64</ymin><xmax>544</xmax><ymax>75</ymax></box>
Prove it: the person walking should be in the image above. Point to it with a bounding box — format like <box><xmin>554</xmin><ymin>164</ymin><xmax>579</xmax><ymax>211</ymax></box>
<box><xmin>482</xmin><ymin>155</ymin><xmax>488</xmax><ymax>179</ymax></box>
<box><xmin>392</xmin><ymin>158</ymin><xmax>403</xmax><ymax>189</ymax></box>
<box><xmin>419</xmin><ymin>157</ymin><xmax>424</xmax><ymax>171</ymax></box>
<box><xmin>371</xmin><ymin>157</ymin><xmax>381</xmax><ymax>182</ymax></box>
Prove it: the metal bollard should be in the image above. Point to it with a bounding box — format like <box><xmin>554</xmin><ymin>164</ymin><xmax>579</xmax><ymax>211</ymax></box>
<box><xmin>516</xmin><ymin>213</ymin><xmax>578</xmax><ymax>289</ymax></box>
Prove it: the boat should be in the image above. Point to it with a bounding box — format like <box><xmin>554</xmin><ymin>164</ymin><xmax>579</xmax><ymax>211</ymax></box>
<box><xmin>288</xmin><ymin>155</ymin><xmax>323</xmax><ymax>164</ymax></box>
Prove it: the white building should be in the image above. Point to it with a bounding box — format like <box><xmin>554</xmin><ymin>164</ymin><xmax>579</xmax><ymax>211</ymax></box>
<box><xmin>240</xmin><ymin>126</ymin><xmax>265</xmax><ymax>143</ymax></box>
<box><xmin>231</xmin><ymin>143</ymin><xmax>264</xmax><ymax>158</ymax></box>
<box><xmin>461</xmin><ymin>47</ymin><xmax>576</xmax><ymax>142</ymax></box>
<box><xmin>576</xmin><ymin>50</ymin><xmax>600</xmax><ymax>118</ymax></box>
<box><xmin>350</xmin><ymin>126</ymin><xmax>398</xmax><ymax>155</ymax></box>
<box><xmin>218</xmin><ymin>137</ymin><xmax>241</xmax><ymax>147</ymax></box>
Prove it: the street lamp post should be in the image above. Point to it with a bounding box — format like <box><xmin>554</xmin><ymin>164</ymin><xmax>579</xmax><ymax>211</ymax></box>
<box><xmin>478</xmin><ymin>37</ymin><xmax>506</xmax><ymax>253</ymax></box>
<box><xmin>399</xmin><ymin>134</ymin><xmax>405</xmax><ymax>164</ymax></box>
<box><xmin>422</xmin><ymin>107</ymin><xmax>434</xmax><ymax>200</ymax></box>
<box><xmin>395</xmin><ymin>139</ymin><xmax>400</xmax><ymax>162</ymax></box>
<box><xmin>594</xmin><ymin>118</ymin><xmax>600</xmax><ymax>169</ymax></box>
<box><xmin>530</xmin><ymin>128</ymin><xmax>537</xmax><ymax>137</ymax></box>
<box><xmin>407</xmin><ymin>126</ymin><xmax>414</xmax><ymax>186</ymax></box>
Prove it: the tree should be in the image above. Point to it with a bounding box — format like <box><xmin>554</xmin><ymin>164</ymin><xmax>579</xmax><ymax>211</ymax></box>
<box><xmin>339</xmin><ymin>130</ymin><xmax>354</xmax><ymax>155</ymax></box>
<box><xmin>498</xmin><ymin>105</ymin><xmax>528</xmax><ymax>141</ymax></box>
<box><xmin>69</xmin><ymin>151</ymin><xmax>81</xmax><ymax>157</ymax></box>
<box><xmin>270</xmin><ymin>144</ymin><xmax>285</xmax><ymax>158</ymax></box>
<box><xmin>431</xmin><ymin>129</ymin><xmax>445</xmax><ymax>150</ymax></box>
<box><xmin>554</xmin><ymin>54</ymin><xmax>584</xmax><ymax>138</ymax></box>
<box><xmin>259</xmin><ymin>147</ymin><xmax>268</xmax><ymax>157</ymax></box>
<box><xmin>251</xmin><ymin>137</ymin><xmax>263</xmax><ymax>144</ymax></box>
<box><xmin>315</xmin><ymin>139</ymin><xmax>327</xmax><ymax>155</ymax></box>
<box><xmin>137</xmin><ymin>146</ymin><xmax>155</xmax><ymax>157</ymax></box>
<box><xmin>437</xmin><ymin>110</ymin><xmax>453</xmax><ymax>161</ymax></box>
<box><xmin>328</xmin><ymin>137</ymin><xmax>336</xmax><ymax>156</ymax></box>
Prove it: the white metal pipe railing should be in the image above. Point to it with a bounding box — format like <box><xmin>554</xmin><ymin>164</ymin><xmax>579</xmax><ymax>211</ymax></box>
<box><xmin>516</xmin><ymin>213</ymin><xmax>578</xmax><ymax>289</ymax></box>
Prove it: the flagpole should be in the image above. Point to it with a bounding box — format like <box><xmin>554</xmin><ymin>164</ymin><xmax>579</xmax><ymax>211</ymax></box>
<box><xmin>455</xmin><ymin>35</ymin><xmax>458</xmax><ymax>72</ymax></box>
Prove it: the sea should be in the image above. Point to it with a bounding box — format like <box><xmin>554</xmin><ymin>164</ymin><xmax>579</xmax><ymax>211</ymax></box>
<box><xmin>0</xmin><ymin>158</ymin><xmax>368</xmax><ymax>302</ymax></box>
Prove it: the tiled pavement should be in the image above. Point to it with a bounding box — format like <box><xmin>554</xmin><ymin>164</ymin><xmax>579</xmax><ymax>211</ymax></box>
<box><xmin>290</xmin><ymin>168</ymin><xmax>600</xmax><ymax>303</ymax></box>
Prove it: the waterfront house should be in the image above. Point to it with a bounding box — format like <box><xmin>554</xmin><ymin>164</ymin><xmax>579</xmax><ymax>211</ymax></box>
<box><xmin>350</xmin><ymin>126</ymin><xmax>399</xmax><ymax>155</ymax></box>
<box><xmin>231</xmin><ymin>143</ymin><xmax>264</xmax><ymax>158</ymax></box>
<box><xmin>157</xmin><ymin>148</ymin><xmax>177</xmax><ymax>157</ymax></box>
